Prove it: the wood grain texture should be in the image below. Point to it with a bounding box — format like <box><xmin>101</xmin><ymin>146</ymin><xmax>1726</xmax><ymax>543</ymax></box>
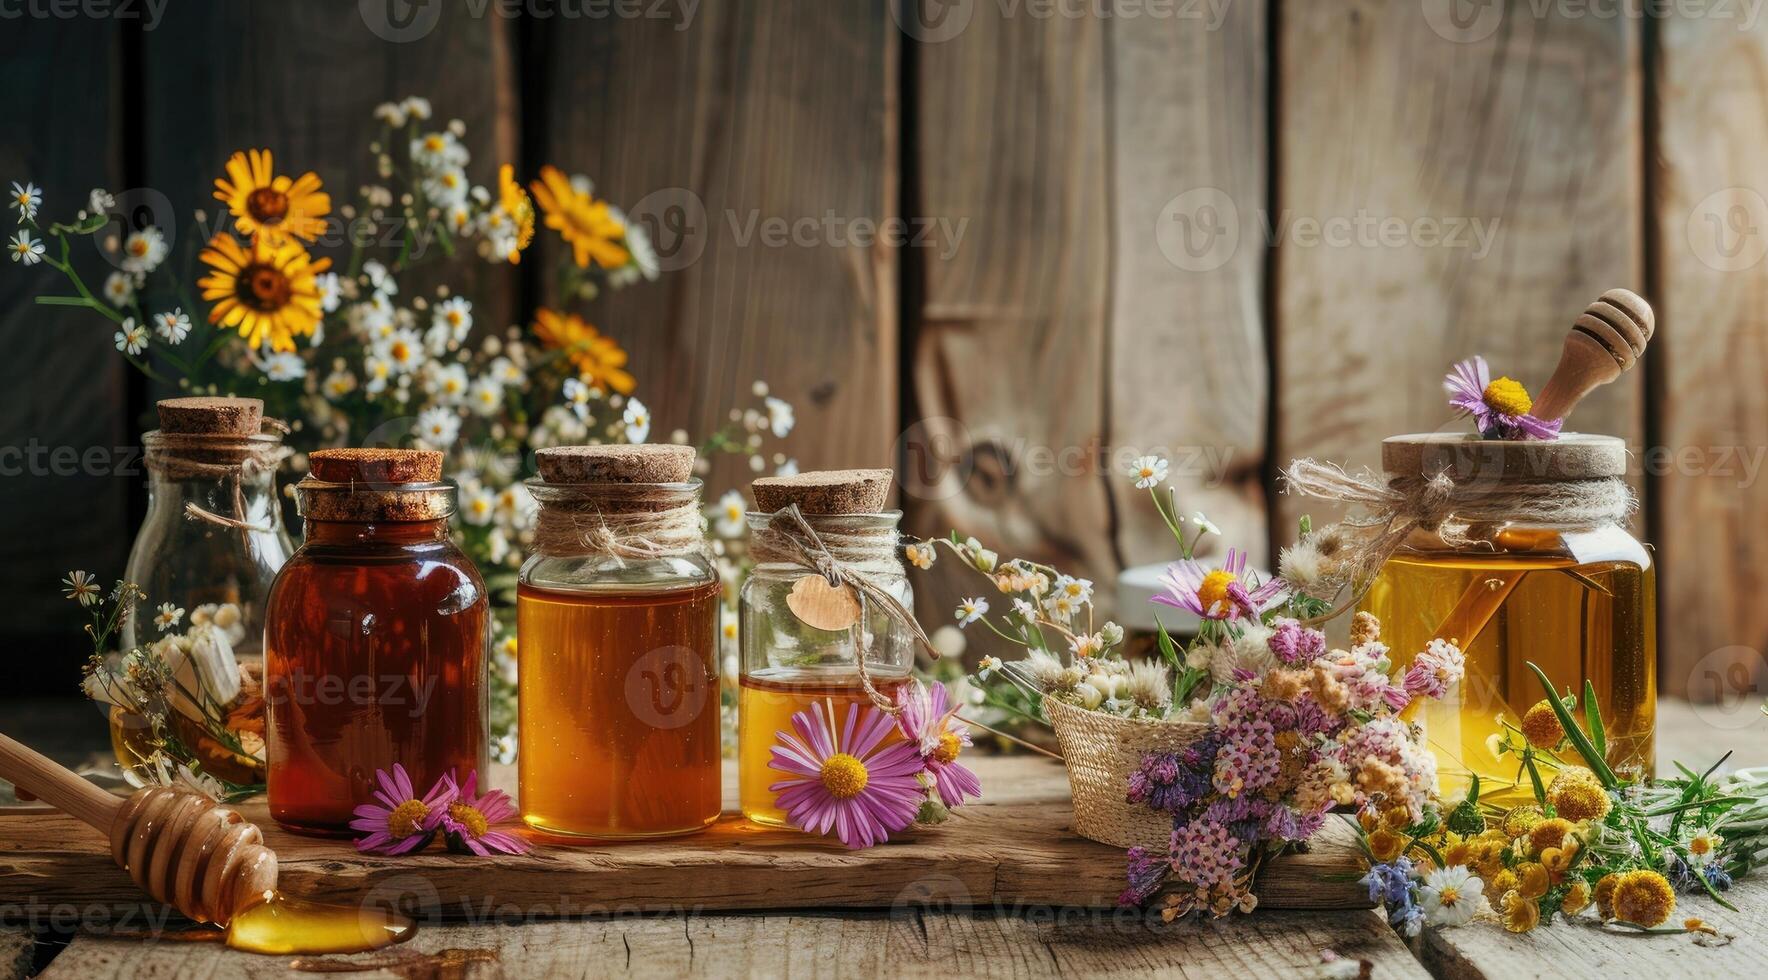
<box><xmin>903</xmin><ymin>5</ymin><xmax>1114</xmax><ymax>642</ymax></box>
<box><xmin>141</xmin><ymin>0</ymin><xmax>520</xmax><ymax>333</ymax></box>
<box><xmin>0</xmin><ymin>17</ymin><xmax>128</xmax><ymax>692</ymax></box>
<box><xmin>35</xmin><ymin>908</ymin><xmax>1428</xmax><ymax>980</ymax></box>
<box><xmin>1274</xmin><ymin>2</ymin><xmax>1644</xmax><ymax>534</ymax></box>
<box><xmin>538</xmin><ymin>1</ymin><xmax>898</xmax><ymax>494</ymax></box>
<box><xmin>0</xmin><ymin>756</ymin><xmax>1368</xmax><ymax>920</ymax></box>
<box><xmin>0</xmin><ymin>927</ymin><xmax>28</xmax><ymax>980</ymax></box>
<box><xmin>1654</xmin><ymin>17</ymin><xmax>1768</xmax><ymax>700</ymax></box>
<box><xmin>1107</xmin><ymin>1</ymin><xmax>1271</xmax><ymax>571</ymax></box>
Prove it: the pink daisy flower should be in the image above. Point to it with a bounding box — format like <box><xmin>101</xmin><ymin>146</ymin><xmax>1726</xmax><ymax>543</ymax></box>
<box><xmin>895</xmin><ymin>679</ymin><xmax>983</xmax><ymax>808</ymax></box>
<box><xmin>768</xmin><ymin>700</ymin><xmax>926</xmax><ymax>848</ymax></box>
<box><xmin>438</xmin><ymin>770</ymin><xmax>531</xmax><ymax>856</ymax></box>
<box><xmin>1151</xmin><ymin>547</ymin><xmax>1285</xmax><ymax>622</ymax></box>
<box><xmin>1444</xmin><ymin>355</ymin><xmax>1561</xmax><ymax>440</ymax></box>
<box><xmin>349</xmin><ymin>764</ymin><xmax>455</xmax><ymax>855</ymax></box>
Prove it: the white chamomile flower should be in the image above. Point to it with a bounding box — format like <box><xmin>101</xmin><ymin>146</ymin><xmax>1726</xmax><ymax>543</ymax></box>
<box><xmin>88</xmin><ymin>188</ymin><xmax>115</xmax><ymax>214</ymax></box>
<box><xmin>400</xmin><ymin>96</ymin><xmax>433</xmax><ymax>121</ymax></box>
<box><xmin>10</xmin><ymin>181</ymin><xmax>41</xmax><ymax>221</ymax></box>
<box><xmin>1128</xmin><ymin>454</ymin><xmax>1169</xmax><ymax>490</ymax></box>
<box><xmin>1191</xmin><ymin>511</ymin><xmax>1221</xmax><ymax>536</ymax></box>
<box><xmin>316</xmin><ymin>271</ymin><xmax>342</xmax><ymax>312</ymax></box>
<box><xmin>411</xmin><ymin>130</ymin><xmax>468</xmax><ymax>171</ymax></box>
<box><xmin>1053</xmin><ymin>574</ymin><xmax>1093</xmax><ymax>604</ymax></box>
<box><xmin>428</xmin><ymin>362</ymin><xmax>470</xmax><ymax>404</ymax></box>
<box><xmin>152</xmin><ymin>308</ymin><xmax>192</xmax><ymax>344</ymax></box>
<box><xmin>954</xmin><ymin>596</ymin><xmax>990</xmax><ymax>627</ymax></box>
<box><xmin>153</xmin><ymin>602</ymin><xmax>184</xmax><ymax>632</ymax></box>
<box><xmin>372</xmin><ymin>101</ymin><xmax>407</xmax><ymax>127</ymax></box>
<box><xmin>381</xmin><ymin>328</ymin><xmax>423</xmax><ymax>374</ymax></box>
<box><xmin>417</xmin><ymin>406</ymin><xmax>461</xmax><ymax>447</ymax></box>
<box><xmin>113</xmin><ymin>318</ymin><xmax>148</xmax><ymax>356</ymax></box>
<box><xmin>446</xmin><ymin>203</ymin><xmax>473</xmax><ymax>236</ymax></box>
<box><xmin>710</xmin><ymin>490</ymin><xmax>746</xmax><ymax>538</ymax></box>
<box><xmin>490</xmin><ymin>356</ymin><xmax>526</xmax><ymax>388</ymax></box>
<box><xmin>904</xmin><ymin>541</ymin><xmax>936</xmax><ymax>570</ymax></box>
<box><xmin>1042</xmin><ymin>593</ymin><xmax>1078</xmax><ymax>624</ymax></box>
<box><xmin>1070</xmin><ymin>632</ymin><xmax>1104</xmax><ymax>658</ymax></box>
<box><xmin>261</xmin><ymin>351</ymin><xmax>306</xmax><ymax>381</ymax></box>
<box><xmin>763</xmin><ymin>396</ymin><xmax>795</xmax><ymax>438</ymax></box>
<box><xmin>103</xmin><ymin>271</ymin><xmax>135</xmax><ymax>306</ymax></box>
<box><xmin>1682</xmin><ymin>829</ymin><xmax>1725</xmax><ymax>868</ymax></box>
<box><xmin>363</xmin><ymin>354</ymin><xmax>393</xmax><ymax>394</ymax></box>
<box><xmin>8</xmin><ymin>230</ymin><xmax>44</xmax><ymax>265</ymax></box>
<box><xmin>562</xmin><ymin>377</ymin><xmax>595</xmax><ymax>421</ymax></box>
<box><xmin>362</xmin><ymin>259</ymin><xmax>398</xmax><ymax>296</ymax></box>
<box><xmin>621</xmin><ymin>210</ymin><xmax>660</xmax><ymax>281</ymax></box>
<box><xmin>977</xmin><ymin>655</ymin><xmax>1002</xmax><ymax>681</ymax></box>
<box><xmin>322</xmin><ymin>369</ymin><xmax>357</xmax><ymax>399</ymax></box>
<box><xmin>1418</xmin><ymin>865</ymin><xmax>1483</xmax><ymax>928</ymax></box>
<box><xmin>775</xmin><ymin>458</ymin><xmax>799</xmax><ymax>477</ymax></box>
<box><xmin>623</xmin><ymin>397</ymin><xmax>651</xmax><ymax>444</ymax></box>
<box><xmin>461</xmin><ymin>485</ymin><xmax>497</xmax><ymax>526</ymax></box>
<box><xmin>433</xmin><ymin>296</ymin><xmax>472</xmax><ymax>343</ymax></box>
<box><xmin>62</xmin><ymin>570</ymin><xmax>101</xmax><ymax>606</ymax></box>
<box><xmin>1010</xmin><ymin>597</ymin><xmax>1037</xmax><ymax>621</ymax></box>
<box><xmin>120</xmin><ymin>226</ymin><xmax>168</xmax><ymax>273</ymax></box>
<box><xmin>467</xmin><ymin>376</ymin><xmax>504</xmax><ymax>417</ymax></box>
<box><xmin>423</xmin><ymin>167</ymin><xmax>470</xmax><ymax>206</ymax></box>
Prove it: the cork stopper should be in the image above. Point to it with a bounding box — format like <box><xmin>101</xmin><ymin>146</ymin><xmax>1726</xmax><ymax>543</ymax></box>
<box><xmin>1381</xmin><ymin>432</ymin><xmax>1627</xmax><ymax>481</ymax></box>
<box><xmin>156</xmin><ymin>397</ymin><xmax>263</xmax><ymax>436</ymax></box>
<box><xmin>535</xmin><ymin>445</ymin><xmax>697</xmax><ymax>484</ymax></box>
<box><xmin>309</xmin><ymin>448</ymin><xmax>444</xmax><ymax>486</ymax></box>
<box><xmin>751</xmin><ymin>469</ymin><xmax>894</xmax><ymax>515</ymax></box>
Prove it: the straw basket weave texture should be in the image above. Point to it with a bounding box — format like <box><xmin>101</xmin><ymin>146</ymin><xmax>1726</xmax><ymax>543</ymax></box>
<box><xmin>1044</xmin><ymin>696</ymin><xmax>1210</xmax><ymax>850</ymax></box>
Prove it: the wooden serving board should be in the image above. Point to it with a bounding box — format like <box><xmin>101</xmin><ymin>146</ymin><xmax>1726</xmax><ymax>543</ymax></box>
<box><xmin>0</xmin><ymin>756</ymin><xmax>1368</xmax><ymax>919</ymax></box>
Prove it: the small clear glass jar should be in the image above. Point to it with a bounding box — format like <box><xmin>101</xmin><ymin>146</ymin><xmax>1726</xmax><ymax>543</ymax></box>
<box><xmin>264</xmin><ymin>449</ymin><xmax>489</xmax><ymax>836</ymax></box>
<box><xmin>518</xmin><ymin>446</ymin><xmax>722</xmax><ymax>840</ymax></box>
<box><xmin>738</xmin><ymin>507</ymin><xmax>915</xmax><ymax>828</ymax></box>
<box><xmin>1358</xmin><ymin>433</ymin><xmax>1654</xmax><ymax>807</ymax></box>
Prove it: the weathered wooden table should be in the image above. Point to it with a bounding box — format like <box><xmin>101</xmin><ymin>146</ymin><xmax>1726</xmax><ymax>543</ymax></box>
<box><xmin>2</xmin><ymin>699</ymin><xmax>1764</xmax><ymax>978</ymax></box>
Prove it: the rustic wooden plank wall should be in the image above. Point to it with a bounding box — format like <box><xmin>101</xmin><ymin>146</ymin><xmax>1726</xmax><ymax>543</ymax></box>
<box><xmin>2</xmin><ymin>1</ymin><xmax>1765</xmax><ymax>698</ymax></box>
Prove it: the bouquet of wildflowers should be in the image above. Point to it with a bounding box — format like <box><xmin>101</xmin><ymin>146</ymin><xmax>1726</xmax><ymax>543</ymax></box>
<box><xmin>10</xmin><ymin>96</ymin><xmax>802</xmax><ymax>756</ymax></box>
<box><xmin>909</xmin><ymin>458</ymin><xmax>1463</xmax><ymax>919</ymax></box>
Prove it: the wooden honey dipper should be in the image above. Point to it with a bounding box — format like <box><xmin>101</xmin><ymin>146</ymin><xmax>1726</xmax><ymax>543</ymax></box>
<box><xmin>0</xmin><ymin>731</ymin><xmax>277</xmax><ymax>925</ymax></box>
<box><xmin>1531</xmin><ymin>287</ymin><xmax>1655</xmax><ymax>422</ymax></box>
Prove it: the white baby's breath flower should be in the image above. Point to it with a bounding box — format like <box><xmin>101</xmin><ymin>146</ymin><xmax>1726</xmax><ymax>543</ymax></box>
<box><xmin>9</xmin><ymin>181</ymin><xmax>41</xmax><ymax>221</ymax></box>
<box><xmin>8</xmin><ymin>230</ymin><xmax>44</xmax><ymax>265</ymax></box>
<box><xmin>62</xmin><ymin>570</ymin><xmax>102</xmax><ymax>606</ymax></box>
<box><xmin>114</xmin><ymin>318</ymin><xmax>148</xmax><ymax>356</ymax></box>
<box><xmin>709</xmin><ymin>490</ymin><xmax>746</xmax><ymax>538</ymax></box>
<box><xmin>954</xmin><ymin>596</ymin><xmax>990</xmax><ymax>627</ymax></box>
<box><xmin>623</xmin><ymin>397</ymin><xmax>651</xmax><ymax>444</ymax></box>
<box><xmin>120</xmin><ymin>226</ymin><xmax>168</xmax><ymax>273</ymax></box>
<box><xmin>417</xmin><ymin>406</ymin><xmax>461</xmax><ymax>447</ymax></box>
<box><xmin>1128</xmin><ymin>454</ymin><xmax>1169</xmax><ymax>489</ymax></box>
<box><xmin>152</xmin><ymin>308</ymin><xmax>192</xmax><ymax>344</ymax></box>
<box><xmin>103</xmin><ymin>271</ymin><xmax>135</xmax><ymax>306</ymax></box>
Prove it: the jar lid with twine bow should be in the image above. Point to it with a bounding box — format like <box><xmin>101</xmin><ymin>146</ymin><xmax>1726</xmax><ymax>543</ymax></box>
<box><xmin>526</xmin><ymin>444</ymin><xmax>710</xmax><ymax>566</ymax></box>
<box><xmin>143</xmin><ymin>396</ymin><xmax>292</xmax><ymax>533</ymax></box>
<box><xmin>294</xmin><ymin>448</ymin><xmax>456</xmax><ymax>523</ymax></box>
<box><xmin>746</xmin><ymin>469</ymin><xmax>938</xmax><ymax>715</ymax></box>
<box><xmin>1281</xmin><ymin>432</ymin><xmax>1635</xmax><ymax>621</ymax></box>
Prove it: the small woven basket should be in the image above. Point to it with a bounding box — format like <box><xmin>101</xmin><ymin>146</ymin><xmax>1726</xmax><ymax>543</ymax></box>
<box><xmin>1044</xmin><ymin>696</ymin><xmax>1209</xmax><ymax>850</ymax></box>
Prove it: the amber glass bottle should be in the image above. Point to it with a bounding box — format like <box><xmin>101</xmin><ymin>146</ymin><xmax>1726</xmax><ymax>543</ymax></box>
<box><xmin>1359</xmin><ymin>434</ymin><xmax>1654</xmax><ymax>807</ymax></box>
<box><xmin>738</xmin><ymin>469</ymin><xmax>914</xmax><ymax>828</ymax></box>
<box><xmin>265</xmin><ymin>449</ymin><xmax>489</xmax><ymax>836</ymax></box>
<box><xmin>518</xmin><ymin>445</ymin><xmax>721</xmax><ymax>840</ymax></box>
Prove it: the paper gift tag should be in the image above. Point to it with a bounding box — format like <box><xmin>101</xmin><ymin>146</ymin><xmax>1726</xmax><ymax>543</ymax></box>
<box><xmin>787</xmin><ymin>575</ymin><xmax>862</xmax><ymax>631</ymax></box>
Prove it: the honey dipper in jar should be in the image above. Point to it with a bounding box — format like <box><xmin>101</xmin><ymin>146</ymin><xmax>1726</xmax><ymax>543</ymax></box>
<box><xmin>0</xmin><ymin>731</ymin><xmax>412</xmax><ymax>954</ymax></box>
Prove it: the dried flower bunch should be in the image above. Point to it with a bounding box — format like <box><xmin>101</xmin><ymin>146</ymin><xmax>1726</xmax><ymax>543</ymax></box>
<box><xmin>911</xmin><ymin>460</ymin><xmax>1463</xmax><ymax>919</ymax></box>
<box><xmin>11</xmin><ymin>96</ymin><xmax>804</xmax><ymax>757</ymax></box>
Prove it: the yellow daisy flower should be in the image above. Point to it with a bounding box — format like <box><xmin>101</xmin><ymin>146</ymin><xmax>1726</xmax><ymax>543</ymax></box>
<box><xmin>1520</xmin><ymin>699</ymin><xmax>1565</xmax><ymax>749</ymax></box>
<box><xmin>1500</xmin><ymin>891</ymin><xmax>1540</xmax><ymax>933</ymax></box>
<box><xmin>496</xmin><ymin>164</ymin><xmax>536</xmax><ymax>264</ymax></box>
<box><xmin>1548</xmin><ymin>766</ymin><xmax>1612</xmax><ymax>822</ymax></box>
<box><xmin>1611</xmin><ymin>870</ymin><xmax>1675</xmax><ymax>927</ymax></box>
<box><xmin>197</xmin><ymin>233</ymin><xmax>331</xmax><ymax>352</ymax></box>
<box><xmin>530</xmin><ymin>308</ymin><xmax>635</xmax><ymax>394</ymax></box>
<box><xmin>530</xmin><ymin>165</ymin><xmax>630</xmax><ymax>270</ymax></box>
<box><xmin>212</xmin><ymin>149</ymin><xmax>331</xmax><ymax>244</ymax></box>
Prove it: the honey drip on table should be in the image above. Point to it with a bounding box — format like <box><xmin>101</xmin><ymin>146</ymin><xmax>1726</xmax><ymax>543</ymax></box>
<box><xmin>223</xmin><ymin>891</ymin><xmax>415</xmax><ymax>955</ymax></box>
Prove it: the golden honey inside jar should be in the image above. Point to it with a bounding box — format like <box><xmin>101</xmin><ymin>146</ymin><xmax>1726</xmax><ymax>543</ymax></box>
<box><xmin>518</xmin><ymin>444</ymin><xmax>722</xmax><ymax>840</ymax></box>
<box><xmin>737</xmin><ymin>469</ymin><xmax>915</xmax><ymax>828</ymax></box>
<box><xmin>1358</xmin><ymin>433</ymin><xmax>1654</xmax><ymax>807</ymax></box>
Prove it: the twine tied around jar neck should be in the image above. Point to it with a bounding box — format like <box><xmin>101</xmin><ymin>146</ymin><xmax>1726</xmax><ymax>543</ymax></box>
<box><xmin>749</xmin><ymin>504</ymin><xmax>938</xmax><ymax>715</ymax></box>
<box><xmin>1280</xmin><ymin>457</ymin><xmax>1634</xmax><ymax>624</ymax></box>
<box><xmin>529</xmin><ymin>482</ymin><xmax>706</xmax><ymax>565</ymax></box>
<box><xmin>142</xmin><ymin>421</ymin><xmax>292</xmax><ymax>535</ymax></box>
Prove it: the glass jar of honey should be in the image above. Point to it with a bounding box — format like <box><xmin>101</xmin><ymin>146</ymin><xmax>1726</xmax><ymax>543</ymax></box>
<box><xmin>738</xmin><ymin>469</ymin><xmax>916</xmax><ymax>828</ymax></box>
<box><xmin>518</xmin><ymin>445</ymin><xmax>721</xmax><ymax>840</ymax></box>
<box><xmin>264</xmin><ymin>448</ymin><xmax>490</xmax><ymax>836</ymax></box>
<box><xmin>1358</xmin><ymin>433</ymin><xmax>1654</xmax><ymax>806</ymax></box>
